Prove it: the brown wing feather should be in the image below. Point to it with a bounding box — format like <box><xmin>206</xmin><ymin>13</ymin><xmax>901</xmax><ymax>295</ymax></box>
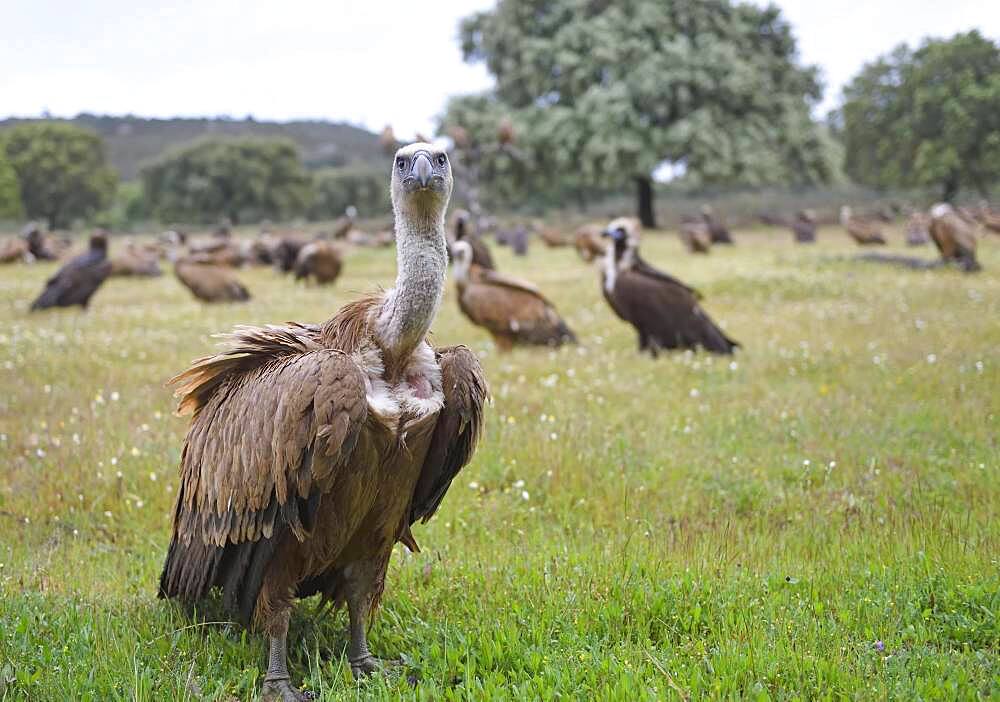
<box><xmin>410</xmin><ymin>346</ymin><xmax>489</xmax><ymax>524</ymax></box>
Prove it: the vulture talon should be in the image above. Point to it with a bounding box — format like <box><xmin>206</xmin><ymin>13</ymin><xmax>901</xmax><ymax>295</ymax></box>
<box><xmin>350</xmin><ymin>654</ymin><xmax>384</xmax><ymax>679</ymax></box>
<box><xmin>261</xmin><ymin>679</ymin><xmax>315</xmax><ymax>702</ymax></box>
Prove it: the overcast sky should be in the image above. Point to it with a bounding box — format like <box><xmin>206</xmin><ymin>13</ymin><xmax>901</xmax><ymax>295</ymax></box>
<box><xmin>2</xmin><ymin>1</ymin><xmax>998</xmax><ymax>137</ymax></box>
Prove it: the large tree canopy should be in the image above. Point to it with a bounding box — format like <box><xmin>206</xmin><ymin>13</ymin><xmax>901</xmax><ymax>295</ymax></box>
<box><xmin>2</xmin><ymin>123</ymin><xmax>116</xmax><ymax>228</ymax></box>
<box><xmin>838</xmin><ymin>31</ymin><xmax>1000</xmax><ymax>200</ymax></box>
<box><xmin>141</xmin><ymin>138</ymin><xmax>312</xmax><ymax>224</ymax></box>
<box><xmin>448</xmin><ymin>0</ymin><xmax>835</xmax><ymax>225</ymax></box>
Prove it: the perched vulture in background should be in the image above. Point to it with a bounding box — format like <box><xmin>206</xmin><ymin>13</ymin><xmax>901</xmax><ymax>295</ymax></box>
<box><xmin>929</xmin><ymin>203</ymin><xmax>980</xmax><ymax>272</ymax></box>
<box><xmin>905</xmin><ymin>213</ymin><xmax>931</xmax><ymax>246</ymax></box>
<box><xmin>575</xmin><ymin>223</ymin><xmax>607</xmax><ymax>262</ymax></box>
<box><xmin>601</xmin><ymin>222</ymin><xmax>738</xmax><ymax>355</ymax></box>
<box><xmin>331</xmin><ymin>207</ymin><xmax>358</xmax><ymax>240</ymax></box>
<box><xmin>293</xmin><ymin>240</ymin><xmax>344</xmax><ymax>285</ymax></box>
<box><xmin>791</xmin><ymin>210</ymin><xmax>817</xmax><ymax>243</ymax></box>
<box><xmin>701</xmin><ymin>206</ymin><xmax>734</xmax><ymax>244</ymax></box>
<box><xmin>978</xmin><ymin>210</ymin><xmax>1000</xmax><ymax>235</ymax></box>
<box><xmin>0</xmin><ymin>237</ymin><xmax>31</xmax><ymax>264</ymax></box>
<box><xmin>537</xmin><ymin>224</ymin><xmax>572</xmax><ymax>248</ymax></box>
<box><xmin>840</xmin><ymin>206</ymin><xmax>886</xmax><ymax>245</ymax></box>
<box><xmin>679</xmin><ymin>218</ymin><xmax>712</xmax><ymax>253</ymax></box>
<box><xmin>173</xmin><ymin>258</ymin><xmax>251</xmax><ymax>303</ymax></box>
<box><xmin>159</xmin><ymin>144</ymin><xmax>487</xmax><ymax>699</ymax></box>
<box><xmin>450</xmin><ymin>209</ymin><xmax>495</xmax><ymax>270</ymax></box>
<box><xmin>22</xmin><ymin>223</ymin><xmax>62</xmax><ymax>261</ymax></box>
<box><xmin>247</xmin><ymin>235</ymin><xmax>280</xmax><ymax>265</ymax></box>
<box><xmin>272</xmin><ymin>236</ymin><xmax>309</xmax><ymax>273</ymax></box>
<box><xmin>110</xmin><ymin>242</ymin><xmax>163</xmax><ymax>277</ymax></box>
<box><xmin>451</xmin><ymin>240</ymin><xmax>575</xmax><ymax>350</ymax></box>
<box><xmin>30</xmin><ymin>233</ymin><xmax>112</xmax><ymax>311</ymax></box>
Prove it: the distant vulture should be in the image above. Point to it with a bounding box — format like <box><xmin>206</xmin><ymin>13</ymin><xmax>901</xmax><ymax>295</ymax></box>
<box><xmin>451</xmin><ymin>240</ymin><xmax>576</xmax><ymax>350</ymax></box>
<box><xmin>701</xmin><ymin>206</ymin><xmax>733</xmax><ymax>244</ymax></box>
<box><xmin>904</xmin><ymin>213</ymin><xmax>931</xmax><ymax>246</ymax></box>
<box><xmin>575</xmin><ymin>223</ymin><xmax>607</xmax><ymax>262</ymax></box>
<box><xmin>110</xmin><ymin>242</ymin><xmax>163</xmax><ymax>277</ymax></box>
<box><xmin>929</xmin><ymin>203</ymin><xmax>980</xmax><ymax>272</ymax></box>
<box><xmin>331</xmin><ymin>207</ymin><xmax>357</xmax><ymax>240</ymax></box>
<box><xmin>30</xmin><ymin>233</ymin><xmax>112</xmax><ymax>311</ymax></box>
<box><xmin>601</xmin><ymin>222</ymin><xmax>738</xmax><ymax>355</ymax></box>
<box><xmin>22</xmin><ymin>223</ymin><xmax>62</xmax><ymax>261</ymax></box>
<box><xmin>272</xmin><ymin>236</ymin><xmax>309</xmax><ymax>273</ymax></box>
<box><xmin>679</xmin><ymin>218</ymin><xmax>712</xmax><ymax>253</ymax></box>
<box><xmin>791</xmin><ymin>210</ymin><xmax>817</xmax><ymax>243</ymax></box>
<box><xmin>979</xmin><ymin>209</ymin><xmax>1000</xmax><ymax>235</ymax></box>
<box><xmin>0</xmin><ymin>237</ymin><xmax>31</xmax><ymax>264</ymax></box>
<box><xmin>173</xmin><ymin>258</ymin><xmax>251</xmax><ymax>303</ymax></box>
<box><xmin>293</xmin><ymin>240</ymin><xmax>344</xmax><ymax>285</ymax></box>
<box><xmin>159</xmin><ymin>144</ymin><xmax>488</xmax><ymax>698</ymax></box>
<box><xmin>537</xmin><ymin>224</ymin><xmax>572</xmax><ymax>248</ymax></box>
<box><xmin>450</xmin><ymin>209</ymin><xmax>495</xmax><ymax>270</ymax></box>
<box><xmin>379</xmin><ymin>125</ymin><xmax>397</xmax><ymax>154</ymax></box>
<box><xmin>840</xmin><ymin>206</ymin><xmax>886</xmax><ymax>245</ymax></box>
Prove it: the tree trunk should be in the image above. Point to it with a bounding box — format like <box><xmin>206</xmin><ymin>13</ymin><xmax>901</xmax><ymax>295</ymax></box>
<box><xmin>942</xmin><ymin>174</ymin><xmax>959</xmax><ymax>203</ymax></box>
<box><xmin>635</xmin><ymin>176</ymin><xmax>656</xmax><ymax>228</ymax></box>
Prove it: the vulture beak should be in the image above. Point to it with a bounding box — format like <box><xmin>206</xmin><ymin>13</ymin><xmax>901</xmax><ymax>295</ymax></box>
<box><xmin>412</xmin><ymin>153</ymin><xmax>433</xmax><ymax>189</ymax></box>
<box><xmin>600</xmin><ymin>229</ymin><xmax>612</xmax><ymax>238</ymax></box>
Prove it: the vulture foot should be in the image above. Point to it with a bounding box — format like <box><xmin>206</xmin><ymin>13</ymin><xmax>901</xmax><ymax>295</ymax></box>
<box><xmin>350</xmin><ymin>653</ymin><xmax>384</xmax><ymax>679</ymax></box>
<box><xmin>261</xmin><ymin>678</ymin><xmax>316</xmax><ymax>702</ymax></box>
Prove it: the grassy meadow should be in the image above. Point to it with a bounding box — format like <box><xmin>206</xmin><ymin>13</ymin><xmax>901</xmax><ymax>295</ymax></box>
<box><xmin>0</xmin><ymin>225</ymin><xmax>998</xmax><ymax>700</ymax></box>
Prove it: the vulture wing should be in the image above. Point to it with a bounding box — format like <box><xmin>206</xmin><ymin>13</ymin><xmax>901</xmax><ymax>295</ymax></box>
<box><xmin>410</xmin><ymin>345</ymin><xmax>489</xmax><ymax>524</ymax></box>
<box><xmin>30</xmin><ymin>249</ymin><xmax>111</xmax><ymax>310</ymax></box>
<box><xmin>612</xmin><ymin>270</ymin><xmax>738</xmax><ymax>354</ymax></box>
<box><xmin>632</xmin><ymin>255</ymin><xmax>703</xmax><ymax>299</ymax></box>
<box><xmin>160</xmin><ymin>327</ymin><xmax>370</xmax><ymax>615</ymax></box>
<box><xmin>461</xmin><ymin>270</ymin><xmax>576</xmax><ymax>345</ymax></box>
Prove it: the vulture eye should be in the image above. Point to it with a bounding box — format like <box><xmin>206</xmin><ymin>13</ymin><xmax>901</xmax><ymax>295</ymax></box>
<box><xmin>396</xmin><ymin>157</ymin><xmax>406</xmax><ymax>171</ymax></box>
<box><xmin>436</xmin><ymin>154</ymin><xmax>447</xmax><ymax>166</ymax></box>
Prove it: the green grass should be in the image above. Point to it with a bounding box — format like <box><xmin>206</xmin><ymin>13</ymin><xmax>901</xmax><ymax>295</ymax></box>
<box><xmin>1</xmin><ymin>226</ymin><xmax>998</xmax><ymax>700</ymax></box>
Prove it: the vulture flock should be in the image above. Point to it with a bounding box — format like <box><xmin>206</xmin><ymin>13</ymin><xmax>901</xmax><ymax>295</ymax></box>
<box><xmin>6</xmin><ymin>138</ymin><xmax>997</xmax><ymax>698</ymax></box>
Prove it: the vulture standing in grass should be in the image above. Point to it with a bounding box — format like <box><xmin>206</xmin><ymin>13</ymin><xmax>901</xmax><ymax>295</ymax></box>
<box><xmin>929</xmin><ymin>203</ymin><xmax>980</xmax><ymax>272</ymax></box>
<box><xmin>159</xmin><ymin>144</ymin><xmax>488</xmax><ymax>700</ymax></box>
<box><xmin>273</xmin><ymin>236</ymin><xmax>309</xmax><ymax>273</ymax></box>
<box><xmin>173</xmin><ymin>257</ymin><xmax>251</xmax><ymax>303</ymax></box>
<box><xmin>701</xmin><ymin>206</ymin><xmax>734</xmax><ymax>244</ymax></box>
<box><xmin>575</xmin><ymin>223</ymin><xmax>608</xmax><ymax>262</ymax></box>
<box><xmin>110</xmin><ymin>242</ymin><xmax>164</xmax><ymax>277</ymax></box>
<box><xmin>0</xmin><ymin>237</ymin><xmax>31</xmax><ymax>263</ymax></box>
<box><xmin>679</xmin><ymin>218</ymin><xmax>712</xmax><ymax>253</ymax></box>
<box><xmin>293</xmin><ymin>240</ymin><xmax>344</xmax><ymax>285</ymax></box>
<box><xmin>450</xmin><ymin>209</ymin><xmax>495</xmax><ymax>270</ymax></box>
<box><xmin>840</xmin><ymin>206</ymin><xmax>886</xmax><ymax>246</ymax></box>
<box><xmin>791</xmin><ymin>210</ymin><xmax>817</xmax><ymax>243</ymax></box>
<box><xmin>30</xmin><ymin>233</ymin><xmax>112</xmax><ymax>311</ymax></box>
<box><xmin>451</xmin><ymin>240</ymin><xmax>576</xmax><ymax>350</ymax></box>
<box><xmin>601</xmin><ymin>220</ymin><xmax>738</xmax><ymax>355</ymax></box>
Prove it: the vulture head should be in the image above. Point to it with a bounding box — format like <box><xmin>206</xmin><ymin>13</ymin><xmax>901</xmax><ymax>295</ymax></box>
<box><xmin>391</xmin><ymin>142</ymin><xmax>453</xmax><ymax>225</ymax></box>
<box><xmin>601</xmin><ymin>217</ymin><xmax>640</xmax><ymax>262</ymax></box>
<box><xmin>90</xmin><ymin>233</ymin><xmax>109</xmax><ymax>252</ymax></box>
<box><xmin>450</xmin><ymin>240</ymin><xmax>473</xmax><ymax>281</ymax></box>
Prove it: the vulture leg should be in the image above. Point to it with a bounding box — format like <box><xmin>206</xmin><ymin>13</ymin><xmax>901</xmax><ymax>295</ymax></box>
<box><xmin>345</xmin><ymin>564</ymin><xmax>383</xmax><ymax>679</ymax></box>
<box><xmin>261</xmin><ymin>610</ymin><xmax>314</xmax><ymax>702</ymax></box>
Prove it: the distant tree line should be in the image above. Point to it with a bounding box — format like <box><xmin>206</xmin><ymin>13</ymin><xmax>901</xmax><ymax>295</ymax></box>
<box><xmin>1</xmin><ymin>21</ymin><xmax>997</xmax><ymax>229</ymax></box>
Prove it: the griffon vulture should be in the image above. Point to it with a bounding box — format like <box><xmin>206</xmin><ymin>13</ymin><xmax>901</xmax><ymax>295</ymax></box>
<box><xmin>293</xmin><ymin>240</ymin><xmax>344</xmax><ymax>285</ymax></box>
<box><xmin>841</xmin><ymin>206</ymin><xmax>886</xmax><ymax>246</ymax></box>
<box><xmin>679</xmin><ymin>218</ymin><xmax>712</xmax><ymax>254</ymax></box>
<box><xmin>159</xmin><ymin>144</ymin><xmax>488</xmax><ymax>700</ymax></box>
<box><xmin>450</xmin><ymin>209</ymin><xmax>496</xmax><ymax>270</ymax></box>
<box><xmin>0</xmin><ymin>237</ymin><xmax>31</xmax><ymax>264</ymax></box>
<box><xmin>575</xmin><ymin>223</ymin><xmax>607</xmax><ymax>262</ymax></box>
<box><xmin>173</xmin><ymin>258</ymin><xmax>251</xmax><ymax>303</ymax></box>
<box><xmin>701</xmin><ymin>206</ymin><xmax>734</xmax><ymax>244</ymax></box>
<box><xmin>110</xmin><ymin>242</ymin><xmax>163</xmax><ymax>277</ymax></box>
<box><xmin>30</xmin><ymin>233</ymin><xmax>112</xmax><ymax>311</ymax></box>
<box><xmin>904</xmin><ymin>212</ymin><xmax>931</xmax><ymax>246</ymax></box>
<box><xmin>791</xmin><ymin>210</ymin><xmax>817</xmax><ymax>243</ymax></box>
<box><xmin>601</xmin><ymin>223</ymin><xmax>739</xmax><ymax>355</ymax></box>
<box><xmin>451</xmin><ymin>240</ymin><xmax>576</xmax><ymax>350</ymax></box>
<box><xmin>929</xmin><ymin>203</ymin><xmax>980</xmax><ymax>272</ymax></box>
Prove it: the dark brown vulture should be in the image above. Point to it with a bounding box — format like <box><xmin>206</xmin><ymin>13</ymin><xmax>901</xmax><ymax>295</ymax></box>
<box><xmin>791</xmin><ymin>210</ymin><xmax>817</xmax><ymax>244</ymax></box>
<box><xmin>451</xmin><ymin>240</ymin><xmax>576</xmax><ymax>351</ymax></box>
<box><xmin>841</xmin><ymin>206</ymin><xmax>886</xmax><ymax>246</ymax></box>
<box><xmin>450</xmin><ymin>209</ymin><xmax>496</xmax><ymax>270</ymax></box>
<box><xmin>272</xmin><ymin>236</ymin><xmax>309</xmax><ymax>273</ymax></box>
<box><xmin>30</xmin><ymin>233</ymin><xmax>112</xmax><ymax>311</ymax></box>
<box><xmin>701</xmin><ymin>206</ymin><xmax>734</xmax><ymax>244</ymax></box>
<box><xmin>905</xmin><ymin>212</ymin><xmax>931</xmax><ymax>246</ymax></box>
<box><xmin>679</xmin><ymin>218</ymin><xmax>712</xmax><ymax>254</ymax></box>
<box><xmin>159</xmin><ymin>143</ymin><xmax>488</xmax><ymax>699</ymax></box>
<box><xmin>601</xmin><ymin>223</ymin><xmax>738</xmax><ymax>355</ymax></box>
<box><xmin>173</xmin><ymin>258</ymin><xmax>251</xmax><ymax>303</ymax></box>
<box><xmin>293</xmin><ymin>241</ymin><xmax>344</xmax><ymax>285</ymax></box>
<box><xmin>929</xmin><ymin>203</ymin><xmax>980</xmax><ymax>272</ymax></box>
<box><xmin>575</xmin><ymin>223</ymin><xmax>607</xmax><ymax>262</ymax></box>
<box><xmin>22</xmin><ymin>223</ymin><xmax>62</xmax><ymax>261</ymax></box>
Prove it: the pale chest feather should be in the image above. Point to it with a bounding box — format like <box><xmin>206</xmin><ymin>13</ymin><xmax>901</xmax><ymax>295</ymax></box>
<box><xmin>351</xmin><ymin>341</ymin><xmax>444</xmax><ymax>427</ymax></box>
